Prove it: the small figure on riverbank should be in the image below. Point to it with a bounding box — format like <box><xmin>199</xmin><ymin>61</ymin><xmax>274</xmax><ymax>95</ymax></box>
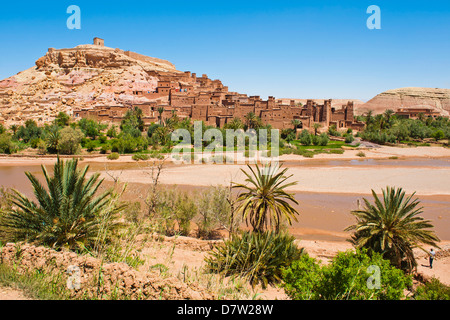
<box><xmin>429</xmin><ymin>248</ymin><xmax>436</xmax><ymax>269</ymax></box>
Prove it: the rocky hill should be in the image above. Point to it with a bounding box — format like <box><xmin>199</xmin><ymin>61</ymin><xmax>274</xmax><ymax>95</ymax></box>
<box><xmin>0</xmin><ymin>41</ymin><xmax>182</xmax><ymax>126</ymax></box>
<box><xmin>356</xmin><ymin>87</ymin><xmax>450</xmax><ymax>117</ymax></box>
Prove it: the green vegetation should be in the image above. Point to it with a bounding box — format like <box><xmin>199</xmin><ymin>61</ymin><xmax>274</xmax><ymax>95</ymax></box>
<box><xmin>360</xmin><ymin>110</ymin><xmax>450</xmax><ymax>145</ymax></box>
<box><xmin>107</xmin><ymin>152</ymin><xmax>120</xmax><ymax>160</ymax></box>
<box><xmin>346</xmin><ymin>186</ymin><xmax>440</xmax><ymax>272</ymax></box>
<box><xmin>205</xmin><ymin>231</ymin><xmax>304</xmax><ymax>289</ymax></box>
<box><xmin>232</xmin><ymin>162</ymin><xmax>299</xmax><ymax>233</ymax></box>
<box><xmin>0</xmin><ymin>263</ymin><xmax>71</xmax><ymax>300</ymax></box>
<box><xmin>412</xmin><ymin>278</ymin><xmax>450</xmax><ymax>300</ymax></box>
<box><xmin>0</xmin><ymin>158</ymin><xmax>125</xmax><ymax>251</ymax></box>
<box><xmin>282</xmin><ymin>249</ymin><xmax>412</xmax><ymax>300</ymax></box>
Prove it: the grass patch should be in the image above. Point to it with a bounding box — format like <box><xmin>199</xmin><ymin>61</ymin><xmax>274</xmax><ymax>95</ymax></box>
<box><xmin>0</xmin><ymin>263</ymin><xmax>71</xmax><ymax>300</ymax></box>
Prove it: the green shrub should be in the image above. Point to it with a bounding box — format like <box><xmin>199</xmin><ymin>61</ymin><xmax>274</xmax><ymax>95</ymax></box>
<box><xmin>57</xmin><ymin>127</ymin><xmax>84</xmax><ymax>155</ymax></box>
<box><xmin>107</xmin><ymin>152</ymin><xmax>120</xmax><ymax>160</ymax></box>
<box><xmin>156</xmin><ymin>188</ymin><xmax>197</xmax><ymax>236</ymax></box>
<box><xmin>356</xmin><ymin>151</ymin><xmax>366</xmax><ymax>157</ymax></box>
<box><xmin>100</xmin><ymin>145</ymin><xmax>109</xmax><ymax>154</ymax></box>
<box><xmin>319</xmin><ymin>133</ymin><xmax>329</xmax><ymax>146</ymax></box>
<box><xmin>282</xmin><ymin>249</ymin><xmax>412</xmax><ymax>300</ymax></box>
<box><xmin>85</xmin><ymin>140</ymin><xmax>96</xmax><ymax>152</ymax></box>
<box><xmin>205</xmin><ymin>231</ymin><xmax>304</xmax><ymax>289</ymax></box>
<box><xmin>196</xmin><ymin>186</ymin><xmax>234</xmax><ymax>239</ymax></box>
<box><xmin>132</xmin><ymin>153</ymin><xmax>150</xmax><ymax>161</ymax></box>
<box><xmin>412</xmin><ymin>278</ymin><xmax>450</xmax><ymax>300</ymax></box>
<box><xmin>0</xmin><ymin>133</ymin><xmax>18</xmax><ymax>154</ymax></box>
<box><xmin>281</xmin><ymin>254</ymin><xmax>323</xmax><ymax>300</ymax></box>
<box><xmin>345</xmin><ymin>134</ymin><xmax>355</xmax><ymax>144</ymax></box>
<box><xmin>299</xmin><ymin>130</ymin><xmax>312</xmax><ymax>146</ymax></box>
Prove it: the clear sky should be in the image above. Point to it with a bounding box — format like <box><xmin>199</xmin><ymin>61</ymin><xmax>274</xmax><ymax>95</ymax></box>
<box><xmin>0</xmin><ymin>0</ymin><xmax>449</xmax><ymax>101</ymax></box>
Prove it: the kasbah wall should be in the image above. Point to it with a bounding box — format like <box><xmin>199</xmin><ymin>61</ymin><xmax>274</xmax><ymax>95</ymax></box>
<box><xmin>74</xmin><ymin>40</ymin><xmax>365</xmax><ymax>132</ymax></box>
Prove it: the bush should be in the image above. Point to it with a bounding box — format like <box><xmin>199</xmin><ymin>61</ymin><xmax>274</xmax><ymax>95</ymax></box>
<box><xmin>85</xmin><ymin>140</ymin><xmax>97</xmax><ymax>152</ymax></box>
<box><xmin>282</xmin><ymin>249</ymin><xmax>412</xmax><ymax>300</ymax></box>
<box><xmin>413</xmin><ymin>278</ymin><xmax>450</xmax><ymax>300</ymax></box>
<box><xmin>132</xmin><ymin>153</ymin><xmax>150</xmax><ymax>161</ymax></box>
<box><xmin>156</xmin><ymin>188</ymin><xmax>197</xmax><ymax>236</ymax></box>
<box><xmin>107</xmin><ymin>152</ymin><xmax>120</xmax><ymax>160</ymax></box>
<box><xmin>206</xmin><ymin>231</ymin><xmax>304</xmax><ymax>289</ymax></box>
<box><xmin>0</xmin><ymin>133</ymin><xmax>18</xmax><ymax>154</ymax></box>
<box><xmin>57</xmin><ymin>127</ymin><xmax>84</xmax><ymax>155</ymax></box>
<box><xmin>345</xmin><ymin>134</ymin><xmax>355</xmax><ymax>144</ymax></box>
<box><xmin>356</xmin><ymin>151</ymin><xmax>366</xmax><ymax>157</ymax></box>
<box><xmin>100</xmin><ymin>145</ymin><xmax>109</xmax><ymax>154</ymax></box>
<box><xmin>299</xmin><ymin>130</ymin><xmax>312</xmax><ymax>146</ymax></box>
<box><xmin>318</xmin><ymin>133</ymin><xmax>329</xmax><ymax>146</ymax></box>
<box><xmin>196</xmin><ymin>186</ymin><xmax>234</xmax><ymax>238</ymax></box>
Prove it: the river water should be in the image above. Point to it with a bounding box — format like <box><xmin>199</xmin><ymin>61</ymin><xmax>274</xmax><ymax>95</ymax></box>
<box><xmin>1</xmin><ymin>158</ymin><xmax>449</xmax><ymax>241</ymax></box>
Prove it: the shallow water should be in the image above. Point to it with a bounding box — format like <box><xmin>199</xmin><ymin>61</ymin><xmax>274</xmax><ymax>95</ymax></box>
<box><xmin>1</xmin><ymin>158</ymin><xmax>449</xmax><ymax>241</ymax></box>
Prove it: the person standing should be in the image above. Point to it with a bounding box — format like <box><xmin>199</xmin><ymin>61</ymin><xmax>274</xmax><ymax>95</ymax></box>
<box><xmin>429</xmin><ymin>248</ymin><xmax>436</xmax><ymax>269</ymax></box>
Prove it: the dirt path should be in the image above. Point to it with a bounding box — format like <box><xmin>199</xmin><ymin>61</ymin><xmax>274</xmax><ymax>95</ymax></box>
<box><xmin>0</xmin><ymin>286</ymin><xmax>31</xmax><ymax>300</ymax></box>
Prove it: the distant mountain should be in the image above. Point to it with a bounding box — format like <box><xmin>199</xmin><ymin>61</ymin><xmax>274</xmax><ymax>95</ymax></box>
<box><xmin>356</xmin><ymin>87</ymin><xmax>450</xmax><ymax>117</ymax></box>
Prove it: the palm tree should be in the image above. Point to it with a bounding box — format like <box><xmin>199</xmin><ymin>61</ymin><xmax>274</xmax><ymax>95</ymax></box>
<box><xmin>291</xmin><ymin>119</ymin><xmax>302</xmax><ymax>131</ymax></box>
<box><xmin>225</xmin><ymin>118</ymin><xmax>244</xmax><ymax>130</ymax></box>
<box><xmin>345</xmin><ymin>186</ymin><xmax>440</xmax><ymax>272</ymax></box>
<box><xmin>365</xmin><ymin>110</ymin><xmax>374</xmax><ymax>127</ymax></box>
<box><xmin>157</xmin><ymin>107</ymin><xmax>165</xmax><ymax>125</ymax></box>
<box><xmin>232</xmin><ymin>162</ymin><xmax>299</xmax><ymax>233</ymax></box>
<box><xmin>383</xmin><ymin>109</ymin><xmax>394</xmax><ymax>125</ymax></box>
<box><xmin>312</xmin><ymin>123</ymin><xmax>322</xmax><ymax>136</ymax></box>
<box><xmin>0</xmin><ymin>158</ymin><xmax>124</xmax><ymax>251</ymax></box>
<box><xmin>244</xmin><ymin>112</ymin><xmax>261</xmax><ymax>130</ymax></box>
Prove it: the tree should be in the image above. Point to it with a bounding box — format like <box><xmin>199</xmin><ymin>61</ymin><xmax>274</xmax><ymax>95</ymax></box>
<box><xmin>345</xmin><ymin>186</ymin><xmax>440</xmax><ymax>272</ymax></box>
<box><xmin>225</xmin><ymin>118</ymin><xmax>244</xmax><ymax>130</ymax></box>
<box><xmin>365</xmin><ymin>110</ymin><xmax>374</xmax><ymax>127</ymax></box>
<box><xmin>157</xmin><ymin>107</ymin><xmax>165</xmax><ymax>126</ymax></box>
<box><xmin>383</xmin><ymin>109</ymin><xmax>395</xmax><ymax>128</ymax></box>
<box><xmin>291</xmin><ymin>119</ymin><xmax>302</xmax><ymax>131</ymax></box>
<box><xmin>244</xmin><ymin>112</ymin><xmax>262</xmax><ymax>130</ymax></box>
<box><xmin>299</xmin><ymin>129</ymin><xmax>312</xmax><ymax>146</ymax></box>
<box><xmin>312</xmin><ymin>123</ymin><xmax>322</xmax><ymax>136</ymax></box>
<box><xmin>78</xmin><ymin>118</ymin><xmax>100</xmax><ymax>140</ymax></box>
<box><xmin>122</xmin><ymin>107</ymin><xmax>145</xmax><ymax>132</ymax></box>
<box><xmin>55</xmin><ymin>111</ymin><xmax>70</xmax><ymax>127</ymax></box>
<box><xmin>232</xmin><ymin>162</ymin><xmax>299</xmax><ymax>233</ymax></box>
<box><xmin>0</xmin><ymin>133</ymin><xmax>18</xmax><ymax>154</ymax></box>
<box><xmin>45</xmin><ymin>125</ymin><xmax>61</xmax><ymax>154</ymax></box>
<box><xmin>58</xmin><ymin>127</ymin><xmax>84</xmax><ymax>155</ymax></box>
<box><xmin>0</xmin><ymin>158</ymin><xmax>124</xmax><ymax>251</ymax></box>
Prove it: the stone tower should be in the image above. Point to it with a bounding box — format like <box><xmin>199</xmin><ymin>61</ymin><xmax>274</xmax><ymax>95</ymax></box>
<box><xmin>93</xmin><ymin>37</ymin><xmax>104</xmax><ymax>47</ymax></box>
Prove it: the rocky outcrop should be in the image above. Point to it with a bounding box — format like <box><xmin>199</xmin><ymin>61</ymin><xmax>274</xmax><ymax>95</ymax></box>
<box><xmin>0</xmin><ymin>42</ymin><xmax>184</xmax><ymax>126</ymax></box>
<box><xmin>0</xmin><ymin>243</ymin><xmax>213</xmax><ymax>300</ymax></box>
<box><xmin>356</xmin><ymin>87</ymin><xmax>450</xmax><ymax>117</ymax></box>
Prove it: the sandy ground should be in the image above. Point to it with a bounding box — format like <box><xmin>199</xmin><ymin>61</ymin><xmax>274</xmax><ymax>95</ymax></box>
<box><xmin>0</xmin><ymin>286</ymin><xmax>31</xmax><ymax>300</ymax></box>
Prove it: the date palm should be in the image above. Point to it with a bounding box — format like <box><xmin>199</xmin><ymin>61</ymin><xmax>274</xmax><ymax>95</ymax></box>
<box><xmin>345</xmin><ymin>186</ymin><xmax>440</xmax><ymax>272</ymax></box>
<box><xmin>232</xmin><ymin>162</ymin><xmax>299</xmax><ymax>233</ymax></box>
<box><xmin>0</xmin><ymin>158</ymin><xmax>124</xmax><ymax>251</ymax></box>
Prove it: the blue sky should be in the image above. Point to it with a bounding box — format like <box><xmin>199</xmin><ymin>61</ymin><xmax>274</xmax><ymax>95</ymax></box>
<box><xmin>0</xmin><ymin>0</ymin><xmax>449</xmax><ymax>101</ymax></box>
